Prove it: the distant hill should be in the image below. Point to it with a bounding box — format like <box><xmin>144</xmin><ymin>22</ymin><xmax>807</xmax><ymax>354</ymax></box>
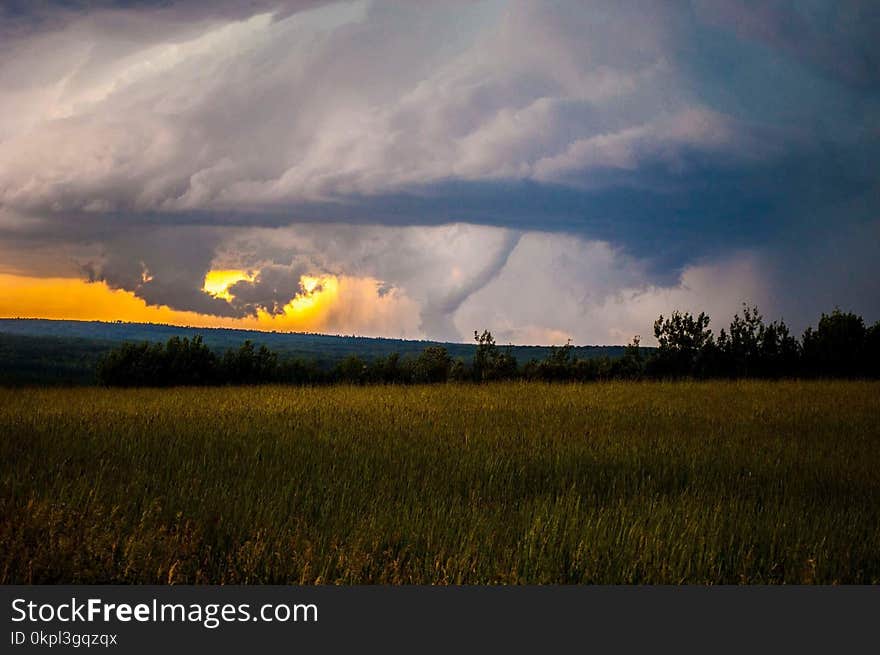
<box><xmin>0</xmin><ymin>318</ymin><xmax>631</xmax><ymax>385</ymax></box>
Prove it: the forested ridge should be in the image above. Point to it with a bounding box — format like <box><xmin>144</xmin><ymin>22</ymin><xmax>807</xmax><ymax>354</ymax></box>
<box><xmin>93</xmin><ymin>306</ymin><xmax>880</xmax><ymax>386</ymax></box>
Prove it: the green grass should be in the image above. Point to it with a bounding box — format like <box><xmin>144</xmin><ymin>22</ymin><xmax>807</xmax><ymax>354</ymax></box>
<box><xmin>1</xmin><ymin>381</ymin><xmax>878</xmax><ymax>584</ymax></box>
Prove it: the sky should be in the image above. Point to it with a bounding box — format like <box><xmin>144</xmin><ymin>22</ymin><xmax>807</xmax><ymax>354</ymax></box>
<box><xmin>0</xmin><ymin>0</ymin><xmax>878</xmax><ymax>345</ymax></box>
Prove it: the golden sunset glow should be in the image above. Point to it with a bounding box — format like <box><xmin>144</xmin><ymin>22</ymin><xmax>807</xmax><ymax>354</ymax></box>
<box><xmin>201</xmin><ymin>269</ymin><xmax>339</xmax><ymax>321</ymax></box>
<box><xmin>0</xmin><ymin>273</ymin><xmax>228</xmax><ymax>328</ymax></box>
<box><xmin>285</xmin><ymin>275</ymin><xmax>337</xmax><ymax>315</ymax></box>
<box><xmin>202</xmin><ymin>269</ymin><xmax>256</xmax><ymax>301</ymax></box>
<box><xmin>0</xmin><ymin>271</ymin><xmax>413</xmax><ymax>335</ymax></box>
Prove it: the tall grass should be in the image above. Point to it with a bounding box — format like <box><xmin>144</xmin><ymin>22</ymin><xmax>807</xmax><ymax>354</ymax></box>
<box><xmin>1</xmin><ymin>381</ymin><xmax>878</xmax><ymax>583</ymax></box>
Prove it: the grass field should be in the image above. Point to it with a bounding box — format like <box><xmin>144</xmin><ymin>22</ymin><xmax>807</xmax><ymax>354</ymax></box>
<box><xmin>1</xmin><ymin>381</ymin><xmax>878</xmax><ymax>584</ymax></box>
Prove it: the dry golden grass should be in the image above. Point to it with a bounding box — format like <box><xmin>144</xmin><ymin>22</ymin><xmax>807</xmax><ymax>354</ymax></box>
<box><xmin>1</xmin><ymin>380</ymin><xmax>878</xmax><ymax>583</ymax></box>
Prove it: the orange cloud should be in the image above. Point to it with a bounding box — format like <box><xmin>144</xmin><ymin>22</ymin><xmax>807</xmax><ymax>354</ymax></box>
<box><xmin>0</xmin><ymin>272</ymin><xmax>421</xmax><ymax>337</ymax></box>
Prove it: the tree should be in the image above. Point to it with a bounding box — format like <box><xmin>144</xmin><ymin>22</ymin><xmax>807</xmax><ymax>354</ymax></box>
<box><xmin>97</xmin><ymin>336</ymin><xmax>221</xmax><ymax>386</ymax></box>
<box><xmin>165</xmin><ymin>335</ymin><xmax>217</xmax><ymax>385</ymax></box>
<box><xmin>649</xmin><ymin>311</ymin><xmax>714</xmax><ymax>377</ymax></box>
<box><xmin>866</xmin><ymin>321</ymin><xmax>880</xmax><ymax>379</ymax></box>
<box><xmin>279</xmin><ymin>358</ymin><xmax>324</xmax><ymax>385</ymax></box>
<box><xmin>473</xmin><ymin>330</ymin><xmax>496</xmax><ymax>381</ymax></box>
<box><xmin>538</xmin><ymin>340</ymin><xmax>575</xmax><ymax>381</ymax></box>
<box><xmin>367</xmin><ymin>352</ymin><xmax>406</xmax><ymax>384</ymax></box>
<box><xmin>613</xmin><ymin>335</ymin><xmax>644</xmax><ymax>379</ymax></box>
<box><xmin>335</xmin><ymin>355</ymin><xmax>367</xmax><ymax>384</ymax></box>
<box><xmin>473</xmin><ymin>330</ymin><xmax>517</xmax><ymax>381</ymax></box>
<box><xmin>222</xmin><ymin>340</ymin><xmax>278</xmax><ymax>384</ymax></box>
<box><xmin>97</xmin><ymin>341</ymin><xmax>164</xmax><ymax>387</ymax></box>
<box><xmin>449</xmin><ymin>359</ymin><xmax>469</xmax><ymax>382</ymax></box>
<box><xmin>802</xmin><ymin>309</ymin><xmax>866</xmax><ymax>377</ymax></box>
<box><xmin>717</xmin><ymin>304</ymin><xmax>764</xmax><ymax>377</ymax></box>
<box><xmin>414</xmin><ymin>346</ymin><xmax>452</xmax><ymax>383</ymax></box>
<box><xmin>757</xmin><ymin>318</ymin><xmax>799</xmax><ymax>377</ymax></box>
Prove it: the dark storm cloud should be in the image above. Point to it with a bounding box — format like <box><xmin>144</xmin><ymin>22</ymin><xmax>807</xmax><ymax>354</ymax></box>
<box><xmin>226</xmin><ymin>262</ymin><xmax>313</xmax><ymax>316</ymax></box>
<box><xmin>693</xmin><ymin>0</ymin><xmax>880</xmax><ymax>87</ymax></box>
<box><xmin>90</xmin><ymin>226</ymin><xmax>245</xmax><ymax>317</ymax></box>
<box><xmin>0</xmin><ymin>0</ymin><xmax>877</xmax><ymax>336</ymax></box>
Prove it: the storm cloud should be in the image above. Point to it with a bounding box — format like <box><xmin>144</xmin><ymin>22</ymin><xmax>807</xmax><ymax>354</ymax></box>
<box><xmin>0</xmin><ymin>1</ymin><xmax>877</xmax><ymax>342</ymax></box>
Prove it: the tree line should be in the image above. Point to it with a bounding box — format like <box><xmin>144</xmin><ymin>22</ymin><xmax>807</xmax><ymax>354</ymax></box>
<box><xmin>97</xmin><ymin>306</ymin><xmax>880</xmax><ymax>386</ymax></box>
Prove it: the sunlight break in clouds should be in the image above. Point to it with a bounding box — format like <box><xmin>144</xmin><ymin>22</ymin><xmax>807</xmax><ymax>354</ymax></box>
<box><xmin>0</xmin><ymin>272</ymin><xmax>420</xmax><ymax>338</ymax></box>
<box><xmin>203</xmin><ymin>270</ymin><xmax>257</xmax><ymax>302</ymax></box>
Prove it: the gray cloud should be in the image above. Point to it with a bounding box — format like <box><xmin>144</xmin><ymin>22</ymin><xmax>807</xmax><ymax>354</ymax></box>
<box><xmin>226</xmin><ymin>262</ymin><xmax>313</xmax><ymax>316</ymax></box>
<box><xmin>89</xmin><ymin>226</ymin><xmax>242</xmax><ymax>316</ymax></box>
<box><xmin>0</xmin><ymin>1</ymin><xmax>752</xmax><ymax>213</ymax></box>
<box><xmin>213</xmin><ymin>223</ymin><xmax>528</xmax><ymax>339</ymax></box>
<box><xmin>0</xmin><ymin>0</ymin><xmax>877</xmax><ymax>341</ymax></box>
<box><xmin>693</xmin><ymin>0</ymin><xmax>880</xmax><ymax>87</ymax></box>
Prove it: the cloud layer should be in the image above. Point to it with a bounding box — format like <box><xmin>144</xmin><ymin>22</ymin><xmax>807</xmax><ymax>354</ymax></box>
<box><xmin>0</xmin><ymin>1</ymin><xmax>877</xmax><ymax>342</ymax></box>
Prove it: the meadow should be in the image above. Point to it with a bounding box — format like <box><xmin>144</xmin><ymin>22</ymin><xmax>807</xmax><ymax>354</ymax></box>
<box><xmin>1</xmin><ymin>380</ymin><xmax>878</xmax><ymax>584</ymax></box>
